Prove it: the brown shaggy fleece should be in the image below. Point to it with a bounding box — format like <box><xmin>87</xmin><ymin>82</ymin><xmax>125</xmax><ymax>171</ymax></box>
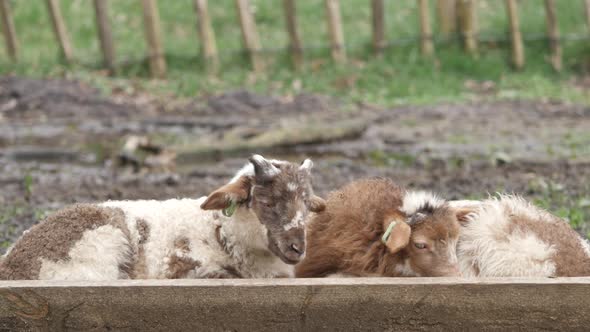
<box><xmin>506</xmin><ymin>207</ymin><xmax>590</xmax><ymax>276</ymax></box>
<box><xmin>296</xmin><ymin>178</ymin><xmax>406</xmax><ymax>277</ymax></box>
<box><xmin>0</xmin><ymin>204</ymin><xmax>132</xmax><ymax>280</ymax></box>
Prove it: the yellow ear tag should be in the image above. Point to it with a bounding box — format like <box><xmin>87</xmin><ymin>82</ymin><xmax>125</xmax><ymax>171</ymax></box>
<box><xmin>222</xmin><ymin>200</ymin><xmax>237</xmax><ymax>217</ymax></box>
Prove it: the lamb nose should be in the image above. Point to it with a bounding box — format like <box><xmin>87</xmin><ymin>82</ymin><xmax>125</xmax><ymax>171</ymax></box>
<box><xmin>290</xmin><ymin>243</ymin><xmax>303</xmax><ymax>255</ymax></box>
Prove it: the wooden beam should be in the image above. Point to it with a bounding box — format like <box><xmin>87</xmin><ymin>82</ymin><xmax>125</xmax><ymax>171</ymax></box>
<box><xmin>544</xmin><ymin>0</ymin><xmax>562</xmax><ymax>71</ymax></box>
<box><xmin>1</xmin><ymin>278</ymin><xmax>590</xmax><ymax>330</ymax></box>
<box><xmin>371</xmin><ymin>0</ymin><xmax>385</xmax><ymax>56</ymax></box>
<box><xmin>436</xmin><ymin>0</ymin><xmax>456</xmax><ymax>38</ymax></box>
<box><xmin>45</xmin><ymin>0</ymin><xmax>74</xmax><ymax>63</ymax></box>
<box><xmin>586</xmin><ymin>0</ymin><xmax>590</xmax><ymax>32</ymax></box>
<box><xmin>283</xmin><ymin>0</ymin><xmax>303</xmax><ymax>70</ymax></box>
<box><xmin>141</xmin><ymin>0</ymin><xmax>167</xmax><ymax>78</ymax></box>
<box><xmin>193</xmin><ymin>0</ymin><xmax>218</xmax><ymax>75</ymax></box>
<box><xmin>418</xmin><ymin>0</ymin><xmax>434</xmax><ymax>57</ymax></box>
<box><xmin>0</xmin><ymin>0</ymin><xmax>18</xmax><ymax>62</ymax></box>
<box><xmin>235</xmin><ymin>0</ymin><xmax>264</xmax><ymax>72</ymax></box>
<box><xmin>93</xmin><ymin>0</ymin><xmax>116</xmax><ymax>74</ymax></box>
<box><xmin>505</xmin><ymin>0</ymin><xmax>524</xmax><ymax>70</ymax></box>
<box><xmin>325</xmin><ymin>0</ymin><xmax>346</xmax><ymax>64</ymax></box>
<box><xmin>457</xmin><ymin>0</ymin><xmax>478</xmax><ymax>55</ymax></box>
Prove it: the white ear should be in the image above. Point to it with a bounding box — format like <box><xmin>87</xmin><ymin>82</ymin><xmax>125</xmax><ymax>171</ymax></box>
<box><xmin>299</xmin><ymin>159</ymin><xmax>313</xmax><ymax>171</ymax></box>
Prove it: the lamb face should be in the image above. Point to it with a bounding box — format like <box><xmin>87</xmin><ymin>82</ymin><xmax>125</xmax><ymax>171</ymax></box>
<box><xmin>201</xmin><ymin>155</ymin><xmax>325</xmax><ymax>265</ymax></box>
<box><xmin>399</xmin><ymin>205</ymin><xmax>462</xmax><ymax>277</ymax></box>
<box><xmin>249</xmin><ymin>157</ymin><xmax>326</xmax><ymax>264</ymax></box>
<box><xmin>386</xmin><ymin>192</ymin><xmax>462</xmax><ymax>277</ymax></box>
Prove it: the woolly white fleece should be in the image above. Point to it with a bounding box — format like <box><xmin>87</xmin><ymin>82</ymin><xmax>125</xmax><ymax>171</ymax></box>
<box><xmin>456</xmin><ymin>196</ymin><xmax>559</xmax><ymax>277</ymax></box>
<box><xmin>37</xmin><ymin>198</ymin><xmax>294</xmax><ymax>280</ymax></box>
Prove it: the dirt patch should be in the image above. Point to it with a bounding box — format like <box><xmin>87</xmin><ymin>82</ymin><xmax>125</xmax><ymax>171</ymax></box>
<box><xmin>1</xmin><ymin>76</ymin><xmax>589</xmax><ymax>252</ymax></box>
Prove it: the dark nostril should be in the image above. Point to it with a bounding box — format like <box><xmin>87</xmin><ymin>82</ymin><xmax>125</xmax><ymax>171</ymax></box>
<box><xmin>290</xmin><ymin>243</ymin><xmax>303</xmax><ymax>255</ymax></box>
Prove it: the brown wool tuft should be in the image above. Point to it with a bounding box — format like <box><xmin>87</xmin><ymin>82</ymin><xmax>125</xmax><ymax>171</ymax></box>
<box><xmin>166</xmin><ymin>255</ymin><xmax>201</xmax><ymax>279</ymax></box>
<box><xmin>0</xmin><ymin>204</ymin><xmax>132</xmax><ymax>280</ymax></box>
<box><xmin>132</xmin><ymin>218</ymin><xmax>151</xmax><ymax>279</ymax></box>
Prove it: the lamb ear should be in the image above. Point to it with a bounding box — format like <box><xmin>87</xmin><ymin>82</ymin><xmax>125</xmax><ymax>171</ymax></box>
<box><xmin>249</xmin><ymin>154</ymin><xmax>280</xmax><ymax>182</ymax></box>
<box><xmin>309</xmin><ymin>195</ymin><xmax>326</xmax><ymax>213</ymax></box>
<box><xmin>299</xmin><ymin>159</ymin><xmax>313</xmax><ymax>173</ymax></box>
<box><xmin>383</xmin><ymin>221</ymin><xmax>411</xmax><ymax>254</ymax></box>
<box><xmin>200</xmin><ymin>176</ymin><xmax>251</xmax><ymax>210</ymax></box>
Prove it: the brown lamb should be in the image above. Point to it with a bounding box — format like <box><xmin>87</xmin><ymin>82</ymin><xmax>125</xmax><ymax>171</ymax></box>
<box><xmin>296</xmin><ymin>178</ymin><xmax>469</xmax><ymax>278</ymax></box>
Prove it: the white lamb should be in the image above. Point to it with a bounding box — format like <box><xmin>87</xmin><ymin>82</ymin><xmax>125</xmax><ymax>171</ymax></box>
<box><xmin>0</xmin><ymin>155</ymin><xmax>326</xmax><ymax>280</ymax></box>
<box><xmin>451</xmin><ymin>196</ymin><xmax>590</xmax><ymax>277</ymax></box>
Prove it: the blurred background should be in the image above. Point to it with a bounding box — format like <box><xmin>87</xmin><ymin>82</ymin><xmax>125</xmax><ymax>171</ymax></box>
<box><xmin>1</xmin><ymin>0</ymin><xmax>589</xmax><ymax>252</ymax></box>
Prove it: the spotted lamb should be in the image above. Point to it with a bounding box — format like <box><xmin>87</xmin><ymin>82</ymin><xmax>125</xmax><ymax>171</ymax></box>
<box><xmin>451</xmin><ymin>196</ymin><xmax>590</xmax><ymax>277</ymax></box>
<box><xmin>0</xmin><ymin>155</ymin><xmax>326</xmax><ymax>280</ymax></box>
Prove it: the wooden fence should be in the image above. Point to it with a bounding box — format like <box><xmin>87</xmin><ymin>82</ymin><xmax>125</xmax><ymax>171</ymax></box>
<box><xmin>0</xmin><ymin>0</ymin><xmax>588</xmax><ymax>77</ymax></box>
<box><xmin>1</xmin><ymin>278</ymin><xmax>590</xmax><ymax>330</ymax></box>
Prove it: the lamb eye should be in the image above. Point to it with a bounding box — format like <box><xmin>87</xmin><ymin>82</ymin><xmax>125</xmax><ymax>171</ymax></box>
<box><xmin>414</xmin><ymin>243</ymin><xmax>427</xmax><ymax>249</ymax></box>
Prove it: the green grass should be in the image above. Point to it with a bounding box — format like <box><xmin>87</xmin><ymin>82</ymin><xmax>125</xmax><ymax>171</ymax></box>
<box><xmin>1</xmin><ymin>0</ymin><xmax>590</xmax><ymax>105</ymax></box>
<box><xmin>533</xmin><ymin>186</ymin><xmax>590</xmax><ymax>238</ymax></box>
<box><xmin>0</xmin><ymin>204</ymin><xmax>52</xmax><ymax>250</ymax></box>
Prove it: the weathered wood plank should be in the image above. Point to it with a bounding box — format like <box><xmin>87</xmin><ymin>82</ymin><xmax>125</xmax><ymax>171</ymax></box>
<box><xmin>283</xmin><ymin>0</ymin><xmax>304</xmax><ymax>69</ymax></box>
<box><xmin>457</xmin><ymin>0</ymin><xmax>478</xmax><ymax>55</ymax></box>
<box><xmin>544</xmin><ymin>0</ymin><xmax>562</xmax><ymax>71</ymax></box>
<box><xmin>371</xmin><ymin>0</ymin><xmax>385</xmax><ymax>56</ymax></box>
<box><xmin>45</xmin><ymin>0</ymin><xmax>74</xmax><ymax>63</ymax></box>
<box><xmin>141</xmin><ymin>0</ymin><xmax>167</xmax><ymax>78</ymax></box>
<box><xmin>325</xmin><ymin>0</ymin><xmax>346</xmax><ymax>63</ymax></box>
<box><xmin>235</xmin><ymin>0</ymin><xmax>264</xmax><ymax>72</ymax></box>
<box><xmin>505</xmin><ymin>0</ymin><xmax>524</xmax><ymax>70</ymax></box>
<box><xmin>175</xmin><ymin>115</ymin><xmax>371</xmax><ymax>163</ymax></box>
<box><xmin>93</xmin><ymin>0</ymin><xmax>116</xmax><ymax>74</ymax></box>
<box><xmin>1</xmin><ymin>278</ymin><xmax>589</xmax><ymax>331</ymax></box>
<box><xmin>0</xmin><ymin>0</ymin><xmax>18</xmax><ymax>62</ymax></box>
<box><xmin>418</xmin><ymin>0</ymin><xmax>434</xmax><ymax>57</ymax></box>
<box><xmin>193</xmin><ymin>0</ymin><xmax>218</xmax><ymax>75</ymax></box>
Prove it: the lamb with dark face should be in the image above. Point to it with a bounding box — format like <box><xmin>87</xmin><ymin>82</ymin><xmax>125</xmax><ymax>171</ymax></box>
<box><xmin>0</xmin><ymin>155</ymin><xmax>326</xmax><ymax>281</ymax></box>
<box><xmin>201</xmin><ymin>155</ymin><xmax>326</xmax><ymax>265</ymax></box>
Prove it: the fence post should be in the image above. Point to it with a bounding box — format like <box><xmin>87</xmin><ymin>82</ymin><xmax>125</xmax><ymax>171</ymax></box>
<box><xmin>0</xmin><ymin>0</ymin><xmax>18</xmax><ymax>62</ymax></box>
<box><xmin>141</xmin><ymin>0</ymin><xmax>167</xmax><ymax>78</ymax></box>
<box><xmin>371</xmin><ymin>0</ymin><xmax>385</xmax><ymax>56</ymax></box>
<box><xmin>235</xmin><ymin>0</ymin><xmax>264</xmax><ymax>72</ymax></box>
<box><xmin>505</xmin><ymin>0</ymin><xmax>524</xmax><ymax>70</ymax></box>
<box><xmin>436</xmin><ymin>0</ymin><xmax>456</xmax><ymax>39</ymax></box>
<box><xmin>193</xmin><ymin>0</ymin><xmax>218</xmax><ymax>75</ymax></box>
<box><xmin>325</xmin><ymin>0</ymin><xmax>346</xmax><ymax>64</ymax></box>
<box><xmin>418</xmin><ymin>0</ymin><xmax>434</xmax><ymax>57</ymax></box>
<box><xmin>283</xmin><ymin>0</ymin><xmax>303</xmax><ymax>70</ymax></box>
<box><xmin>457</xmin><ymin>0</ymin><xmax>478</xmax><ymax>56</ymax></box>
<box><xmin>544</xmin><ymin>0</ymin><xmax>562</xmax><ymax>71</ymax></box>
<box><xmin>93</xmin><ymin>0</ymin><xmax>116</xmax><ymax>74</ymax></box>
<box><xmin>586</xmin><ymin>0</ymin><xmax>590</xmax><ymax>32</ymax></box>
<box><xmin>45</xmin><ymin>0</ymin><xmax>74</xmax><ymax>63</ymax></box>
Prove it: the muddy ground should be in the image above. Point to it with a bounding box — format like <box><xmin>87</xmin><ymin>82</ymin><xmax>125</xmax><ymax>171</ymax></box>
<box><xmin>1</xmin><ymin>76</ymin><xmax>589</xmax><ymax>251</ymax></box>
